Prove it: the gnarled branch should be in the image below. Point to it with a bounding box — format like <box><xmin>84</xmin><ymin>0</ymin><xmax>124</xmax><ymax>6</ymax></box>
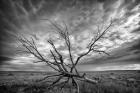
<box><xmin>17</xmin><ymin>19</ymin><xmax>113</xmax><ymax>93</ymax></box>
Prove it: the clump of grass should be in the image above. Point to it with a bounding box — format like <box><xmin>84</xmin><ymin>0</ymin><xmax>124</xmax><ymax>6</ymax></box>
<box><xmin>79</xmin><ymin>81</ymin><xmax>140</xmax><ymax>93</ymax></box>
<box><xmin>8</xmin><ymin>73</ymin><xmax>14</xmax><ymax>76</ymax></box>
<box><xmin>0</xmin><ymin>71</ymin><xmax>140</xmax><ymax>93</ymax></box>
<box><xmin>0</xmin><ymin>80</ymin><xmax>140</xmax><ymax>93</ymax></box>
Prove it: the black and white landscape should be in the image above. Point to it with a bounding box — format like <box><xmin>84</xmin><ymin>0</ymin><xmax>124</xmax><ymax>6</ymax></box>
<box><xmin>0</xmin><ymin>0</ymin><xmax>140</xmax><ymax>93</ymax></box>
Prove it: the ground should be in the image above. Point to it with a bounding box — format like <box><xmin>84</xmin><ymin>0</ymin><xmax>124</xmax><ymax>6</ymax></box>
<box><xmin>0</xmin><ymin>70</ymin><xmax>140</xmax><ymax>93</ymax></box>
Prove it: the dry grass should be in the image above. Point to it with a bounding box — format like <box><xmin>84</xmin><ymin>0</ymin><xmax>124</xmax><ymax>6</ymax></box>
<box><xmin>0</xmin><ymin>70</ymin><xmax>140</xmax><ymax>93</ymax></box>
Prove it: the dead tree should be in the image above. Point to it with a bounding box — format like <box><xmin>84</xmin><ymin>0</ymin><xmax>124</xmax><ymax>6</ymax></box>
<box><xmin>17</xmin><ymin>20</ymin><xmax>113</xmax><ymax>93</ymax></box>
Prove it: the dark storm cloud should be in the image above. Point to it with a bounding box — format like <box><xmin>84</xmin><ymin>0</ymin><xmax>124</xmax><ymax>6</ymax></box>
<box><xmin>130</xmin><ymin>38</ymin><xmax>140</xmax><ymax>50</ymax></box>
<box><xmin>131</xmin><ymin>27</ymin><xmax>140</xmax><ymax>33</ymax></box>
<box><xmin>0</xmin><ymin>0</ymin><xmax>23</xmax><ymax>57</ymax></box>
<box><xmin>0</xmin><ymin>63</ymin><xmax>50</xmax><ymax>71</ymax></box>
<box><xmin>0</xmin><ymin>56</ymin><xmax>12</xmax><ymax>61</ymax></box>
<box><xmin>97</xmin><ymin>0</ymin><xmax>106</xmax><ymax>3</ymax></box>
<box><xmin>0</xmin><ymin>56</ymin><xmax>13</xmax><ymax>65</ymax></box>
<box><xmin>82</xmin><ymin>38</ymin><xmax>140</xmax><ymax>65</ymax></box>
<box><xmin>0</xmin><ymin>0</ymin><xmax>47</xmax><ymax>57</ymax></box>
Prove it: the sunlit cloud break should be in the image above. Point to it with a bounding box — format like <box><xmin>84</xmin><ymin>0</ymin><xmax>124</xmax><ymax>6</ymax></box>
<box><xmin>93</xmin><ymin>64</ymin><xmax>140</xmax><ymax>71</ymax></box>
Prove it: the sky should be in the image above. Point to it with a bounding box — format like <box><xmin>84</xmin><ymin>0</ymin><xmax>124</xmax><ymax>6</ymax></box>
<box><xmin>0</xmin><ymin>0</ymin><xmax>140</xmax><ymax>71</ymax></box>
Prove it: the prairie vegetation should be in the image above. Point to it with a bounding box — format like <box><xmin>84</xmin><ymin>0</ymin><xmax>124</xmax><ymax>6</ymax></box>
<box><xmin>0</xmin><ymin>70</ymin><xmax>140</xmax><ymax>93</ymax></box>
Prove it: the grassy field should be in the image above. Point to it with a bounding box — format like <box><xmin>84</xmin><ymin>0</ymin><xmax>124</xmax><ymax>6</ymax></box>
<box><xmin>0</xmin><ymin>70</ymin><xmax>140</xmax><ymax>93</ymax></box>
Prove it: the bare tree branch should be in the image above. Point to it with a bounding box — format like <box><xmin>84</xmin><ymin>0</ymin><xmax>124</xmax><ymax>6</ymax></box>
<box><xmin>48</xmin><ymin>75</ymin><xmax>64</xmax><ymax>89</ymax></box>
<box><xmin>37</xmin><ymin>74</ymin><xmax>62</xmax><ymax>82</ymax></box>
<box><xmin>72</xmin><ymin>78</ymin><xmax>79</xmax><ymax>93</ymax></box>
<box><xmin>17</xmin><ymin>19</ymin><xmax>113</xmax><ymax>92</ymax></box>
<box><xmin>71</xmin><ymin>20</ymin><xmax>113</xmax><ymax>72</ymax></box>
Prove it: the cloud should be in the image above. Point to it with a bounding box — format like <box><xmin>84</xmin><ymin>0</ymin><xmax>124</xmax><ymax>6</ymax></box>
<box><xmin>0</xmin><ymin>0</ymin><xmax>140</xmax><ymax>71</ymax></box>
<box><xmin>0</xmin><ymin>56</ymin><xmax>13</xmax><ymax>65</ymax></box>
<box><xmin>93</xmin><ymin>64</ymin><xmax>140</xmax><ymax>71</ymax></box>
<box><xmin>0</xmin><ymin>63</ymin><xmax>52</xmax><ymax>71</ymax></box>
<box><xmin>132</xmin><ymin>26</ymin><xmax>140</xmax><ymax>33</ymax></box>
<box><xmin>82</xmin><ymin>38</ymin><xmax>140</xmax><ymax>65</ymax></box>
<box><xmin>76</xmin><ymin>63</ymin><xmax>140</xmax><ymax>71</ymax></box>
